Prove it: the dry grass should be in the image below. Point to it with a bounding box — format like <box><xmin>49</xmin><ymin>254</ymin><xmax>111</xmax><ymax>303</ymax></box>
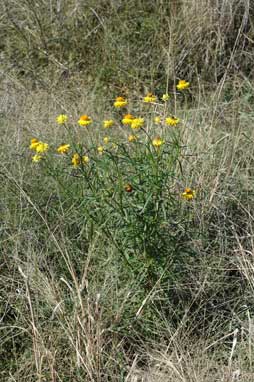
<box><xmin>1</xmin><ymin>1</ymin><xmax>254</xmax><ymax>381</ymax></box>
<box><xmin>1</xmin><ymin>71</ymin><xmax>254</xmax><ymax>381</ymax></box>
<box><xmin>1</xmin><ymin>0</ymin><xmax>253</xmax><ymax>89</ymax></box>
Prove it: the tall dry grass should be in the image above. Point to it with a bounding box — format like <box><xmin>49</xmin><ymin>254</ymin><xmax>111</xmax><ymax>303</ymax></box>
<box><xmin>0</xmin><ymin>0</ymin><xmax>253</xmax><ymax>90</ymax></box>
<box><xmin>1</xmin><ymin>1</ymin><xmax>254</xmax><ymax>381</ymax></box>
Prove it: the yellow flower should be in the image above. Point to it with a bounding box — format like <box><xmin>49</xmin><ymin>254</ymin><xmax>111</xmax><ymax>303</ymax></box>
<box><xmin>56</xmin><ymin>114</ymin><xmax>68</xmax><ymax>124</ymax></box>
<box><xmin>72</xmin><ymin>153</ymin><xmax>80</xmax><ymax>167</ymax></box>
<box><xmin>176</xmin><ymin>80</ymin><xmax>190</xmax><ymax>90</ymax></box>
<box><xmin>57</xmin><ymin>144</ymin><xmax>70</xmax><ymax>154</ymax></box>
<box><xmin>182</xmin><ymin>188</ymin><xmax>196</xmax><ymax>200</ymax></box>
<box><xmin>103</xmin><ymin>136</ymin><xmax>110</xmax><ymax>144</ymax></box>
<box><xmin>82</xmin><ymin>155</ymin><xmax>89</xmax><ymax>164</ymax></box>
<box><xmin>29</xmin><ymin>138</ymin><xmax>39</xmax><ymax>150</ymax></box>
<box><xmin>143</xmin><ymin>93</ymin><xmax>157</xmax><ymax>103</ymax></box>
<box><xmin>154</xmin><ymin>116</ymin><xmax>161</xmax><ymax>124</ymax></box>
<box><xmin>30</xmin><ymin>138</ymin><xmax>38</xmax><ymax>144</ymax></box>
<box><xmin>72</xmin><ymin>153</ymin><xmax>89</xmax><ymax>167</ymax></box>
<box><xmin>114</xmin><ymin>96</ymin><xmax>128</xmax><ymax>108</ymax></box>
<box><xmin>103</xmin><ymin>120</ymin><xmax>114</xmax><ymax>128</ymax></box>
<box><xmin>35</xmin><ymin>142</ymin><xmax>49</xmax><ymax>153</ymax></box>
<box><xmin>122</xmin><ymin>114</ymin><xmax>134</xmax><ymax>125</ymax></box>
<box><xmin>131</xmin><ymin>118</ymin><xmax>144</xmax><ymax>130</ymax></box>
<box><xmin>128</xmin><ymin>134</ymin><xmax>138</xmax><ymax>142</ymax></box>
<box><xmin>97</xmin><ymin>146</ymin><xmax>104</xmax><ymax>155</ymax></box>
<box><xmin>165</xmin><ymin>116</ymin><xmax>180</xmax><ymax>126</ymax></box>
<box><xmin>152</xmin><ymin>137</ymin><xmax>165</xmax><ymax>147</ymax></box>
<box><xmin>32</xmin><ymin>154</ymin><xmax>43</xmax><ymax>162</ymax></box>
<box><xmin>162</xmin><ymin>93</ymin><xmax>170</xmax><ymax>101</ymax></box>
<box><xmin>78</xmin><ymin>115</ymin><xmax>92</xmax><ymax>126</ymax></box>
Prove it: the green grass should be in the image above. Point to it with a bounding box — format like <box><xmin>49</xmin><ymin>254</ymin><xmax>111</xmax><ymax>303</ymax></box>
<box><xmin>1</xmin><ymin>1</ymin><xmax>254</xmax><ymax>381</ymax></box>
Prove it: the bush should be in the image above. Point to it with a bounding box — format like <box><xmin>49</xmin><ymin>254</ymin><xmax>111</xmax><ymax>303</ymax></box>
<box><xmin>27</xmin><ymin>90</ymin><xmax>197</xmax><ymax>319</ymax></box>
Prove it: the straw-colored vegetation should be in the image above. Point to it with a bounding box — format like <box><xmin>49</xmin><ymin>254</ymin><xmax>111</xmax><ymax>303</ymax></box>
<box><xmin>1</xmin><ymin>1</ymin><xmax>254</xmax><ymax>381</ymax></box>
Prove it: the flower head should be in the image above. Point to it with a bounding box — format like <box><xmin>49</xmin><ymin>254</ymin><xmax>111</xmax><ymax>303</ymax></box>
<box><xmin>176</xmin><ymin>80</ymin><xmax>190</xmax><ymax>91</ymax></box>
<box><xmin>103</xmin><ymin>136</ymin><xmax>110</xmax><ymax>144</ymax></box>
<box><xmin>72</xmin><ymin>153</ymin><xmax>89</xmax><ymax>167</ymax></box>
<box><xmin>97</xmin><ymin>146</ymin><xmax>104</xmax><ymax>155</ymax></box>
<box><xmin>154</xmin><ymin>116</ymin><xmax>161</xmax><ymax>125</ymax></box>
<box><xmin>152</xmin><ymin>137</ymin><xmax>165</xmax><ymax>148</ymax></box>
<box><xmin>162</xmin><ymin>93</ymin><xmax>170</xmax><ymax>101</ymax></box>
<box><xmin>165</xmin><ymin>116</ymin><xmax>180</xmax><ymax>126</ymax></box>
<box><xmin>78</xmin><ymin>115</ymin><xmax>92</xmax><ymax>126</ymax></box>
<box><xmin>124</xmin><ymin>183</ymin><xmax>133</xmax><ymax>193</ymax></box>
<box><xmin>35</xmin><ymin>142</ymin><xmax>49</xmax><ymax>153</ymax></box>
<box><xmin>122</xmin><ymin>114</ymin><xmax>134</xmax><ymax>125</ymax></box>
<box><xmin>57</xmin><ymin>144</ymin><xmax>70</xmax><ymax>154</ymax></box>
<box><xmin>114</xmin><ymin>97</ymin><xmax>128</xmax><ymax>108</ymax></box>
<box><xmin>72</xmin><ymin>153</ymin><xmax>80</xmax><ymax>167</ymax></box>
<box><xmin>103</xmin><ymin>120</ymin><xmax>114</xmax><ymax>129</ymax></box>
<box><xmin>56</xmin><ymin>114</ymin><xmax>68</xmax><ymax>124</ymax></box>
<box><xmin>131</xmin><ymin>118</ymin><xmax>144</xmax><ymax>130</ymax></box>
<box><xmin>32</xmin><ymin>154</ymin><xmax>43</xmax><ymax>162</ymax></box>
<box><xmin>182</xmin><ymin>187</ymin><xmax>196</xmax><ymax>200</ymax></box>
<box><xmin>143</xmin><ymin>93</ymin><xmax>157</xmax><ymax>103</ymax></box>
<box><xmin>82</xmin><ymin>155</ymin><xmax>89</xmax><ymax>164</ymax></box>
<box><xmin>128</xmin><ymin>134</ymin><xmax>138</xmax><ymax>142</ymax></box>
<box><xmin>29</xmin><ymin>138</ymin><xmax>39</xmax><ymax>150</ymax></box>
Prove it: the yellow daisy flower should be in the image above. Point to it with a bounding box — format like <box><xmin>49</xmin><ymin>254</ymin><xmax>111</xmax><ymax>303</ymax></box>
<box><xmin>162</xmin><ymin>93</ymin><xmax>170</xmax><ymax>101</ymax></box>
<box><xmin>72</xmin><ymin>153</ymin><xmax>80</xmax><ymax>167</ymax></box>
<box><xmin>128</xmin><ymin>134</ymin><xmax>138</xmax><ymax>142</ymax></box>
<box><xmin>152</xmin><ymin>137</ymin><xmax>165</xmax><ymax>147</ymax></box>
<box><xmin>72</xmin><ymin>153</ymin><xmax>89</xmax><ymax>167</ymax></box>
<box><xmin>97</xmin><ymin>146</ymin><xmax>104</xmax><ymax>155</ymax></box>
<box><xmin>35</xmin><ymin>142</ymin><xmax>49</xmax><ymax>153</ymax></box>
<box><xmin>57</xmin><ymin>144</ymin><xmax>70</xmax><ymax>154</ymax></box>
<box><xmin>176</xmin><ymin>80</ymin><xmax>190</xmax><ymax>91</ymax></box>
<box><xmin>32</xmin><ymin>154</ymin><xmax>43</xmax><ymax>162</ymax></box>
<box><xmin>122</xmin><ymin>114</ymin><xmax>134</xmax><ymax>125</ymax></box>
<box><xmin>103</xmin><ymin>136</ymin><xmax>110</xmax><ymax>144</ymax></box>
<box><xmin>114</xmin><ymin>96</ymin><xmax>128</xmax><ymax>108</ymax></box>
<box><xmin>82</xmin><ymin>155</ymin><xmax>89</xmax><ymax>164</ymax></box>
<box><xmin>182</xmin><ymin>188</ymin><xmax>196</xmax><ymax>200</ymax></box>
<box><xmin>143</xmin><ymin>93</ymin><xmax>157</xmax><ymax>103</ymax></box>
<box><xmin>103</xmin><ymin>120</ymin><xmax>114</xmax><ymax>128</ymax></box>
<box><xmin>29</xmin><ymin>138</ymin><xmax>39</xmax><ymax>150</ymax></box>
<box><xmin>78</xmin><ymin>115</ymin><xmax>92</xmax><ymax>126</ymax></box>
<box><xmin>154</xmin><ymin>116</ymin><xmax>161</xmax><ymax>124</ymax></box>
<box><xmin>165</xmin><ymin>116</ymin><xmax>180</xmax><ymax>126</ymax></box>
<box><xmin>131</xmin><ymin>118</ymin><xmax>144</xmax><ymax>130</ymax></box>
<box><xmin>56</xmin><ymin>114</ymin><xmax>68</xmax><ymax>124</ymax></box>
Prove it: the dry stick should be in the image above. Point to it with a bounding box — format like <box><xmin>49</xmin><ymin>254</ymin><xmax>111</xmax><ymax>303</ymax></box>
<box><xmin>228</xmin><ymin>328</ymin><xmax>239</xmax><ymax>375</ymax></box>
<box><xmin>204</xmin><ymin>329</ymin><xmax>238</xmax><ymax>351</ymax></box>
<box><xmin>18</xmin><ymin>266</ymin><xmax>42</xmax><ymax>381</ymax></box>
<box><xmin>247</xmin><ymin>309</ymin><xmax>253</xmax><ymax>369</ymax></box>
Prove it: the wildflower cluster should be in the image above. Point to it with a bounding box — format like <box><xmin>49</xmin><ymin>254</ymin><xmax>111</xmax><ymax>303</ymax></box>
<box><xmin>28</xmin><ymin>80</ymin><xmax>195</xmax><ymax>282</ymax></box>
